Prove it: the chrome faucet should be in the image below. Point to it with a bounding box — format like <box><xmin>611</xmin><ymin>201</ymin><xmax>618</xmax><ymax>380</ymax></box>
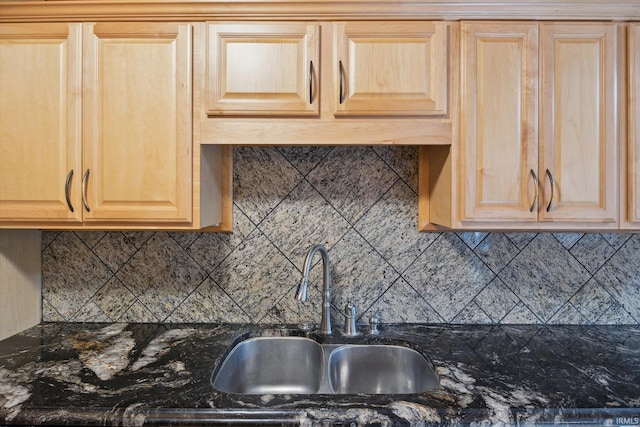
<box><xmin>343</xmin><ymin>300</ymin><xmax>360</xmax><ymax>337</ymax></box>
<box><xmin>296</xmin><ymin>244</ymin><xmax>332</xmax><ymax>335</ymax></box>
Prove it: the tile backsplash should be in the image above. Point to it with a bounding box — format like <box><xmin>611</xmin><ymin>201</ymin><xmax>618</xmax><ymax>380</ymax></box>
<box><xmin>42</xmin><ymin>146</ymin><xmax>640</xmax><ymax>325</ymax></box>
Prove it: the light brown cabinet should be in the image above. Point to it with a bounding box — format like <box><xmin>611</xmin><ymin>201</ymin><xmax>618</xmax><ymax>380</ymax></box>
<box><xmin>538</xmin><ymin>23</ymin><xmax>619</xmax><ymax>224</ymax></box>
<box><xmin>624</xmin><ymin>23</ymin><xmax>640</xmax><ymax>228</ymax></box>
<box><xmin>0</xmin><ymin>22</ymin><xmax>230</xmax><ymax>229</ymax></box>
<box><xmin>82</xmin><ymin>22</ymin><xmax>193</xmax><ymax>224</ymax></box>
<box><xmin>458</xmin><ymin>22</ymin><xmax>539</xmax><ymax>223</ymax></box>
<box><xmin>199</xmin><ymin>21</ymin><xmax>455</xmax><ymax>145</ymax></box>
<box><xmin>207</xmin><ymin>22</ymin><xmax>319</xmax><ymax>116</ymax></box>
<box><xmin>423</xmin><ymin>21</ymin><xmax>622</xmax><ymax>230</ymax></box>
<box><xmin>0</xmin><ymin>23</ymin><xmax>83</xmax><ymax>223</ymax></box>
<box><xmin>333</xmin><ymin>21</ymin><xmax>448</xmax><ymax>117</ymax></box>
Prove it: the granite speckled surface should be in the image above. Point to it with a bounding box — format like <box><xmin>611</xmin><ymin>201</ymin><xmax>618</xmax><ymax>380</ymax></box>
<box><xmin>40</xmin><ymin>147</ymin><xmax>640</xmax><ymax>326</ymax></box>
<box><xmin>1</xmin><ymin>323</ymin><xmax>638</xmax><ymax>426</ymax></box>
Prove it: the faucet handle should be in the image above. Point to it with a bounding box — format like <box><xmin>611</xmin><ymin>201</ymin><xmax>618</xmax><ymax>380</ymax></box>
<box><xmin>368</xmin><ymin>310</ymin><xmax>380</xmax><ymax>335</ymax></box>
<box><xmin>343</xmin><ymin>300</ymin><xmax>360</xmax><ymax>337</ymax></box>
<box><xmin>345</xmin><ymin>300</ymin><xmax>356</xmax><ymax>314</ymax></box>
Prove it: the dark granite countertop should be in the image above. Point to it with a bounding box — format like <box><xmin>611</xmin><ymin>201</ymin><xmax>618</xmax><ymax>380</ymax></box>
<box><xmin>0</xmin><ymin>323</ymin><xmax>638</xmax><ymax>426</ymax></box>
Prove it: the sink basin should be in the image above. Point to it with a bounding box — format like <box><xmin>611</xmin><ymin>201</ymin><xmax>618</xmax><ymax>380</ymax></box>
<box><xmin>211</xmin><ymin>335</ymin><xmax>439</xmax><ymax>395</ymax></box>
<box><xmin>328</xmin><ymin>344</ymin><xmax>439</xmax><ymax>394</ymax></box>
<box><xmin>211</xmin><ymin>337</ymin><xmax>324</xmax><ymax>394</ymax></box>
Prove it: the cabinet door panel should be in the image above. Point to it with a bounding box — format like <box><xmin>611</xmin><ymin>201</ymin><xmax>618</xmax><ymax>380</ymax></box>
<box><xmin>335</xmin><ymin>22</ymin><xmax>448</xmax><ymax>116</ymax></box>
<box><xmin>0</xmin><ymin>23</ymin><xmax>82</xmax><ymax>223</ymax></box>
<box><xmin>83</xmin><ymin>22</ymin><xmax>192</xmax><ymax>223</ymax></box>
<box><xmin>540</xmin><ymin>23</ymin><xmax>619</xmax><ymax>223</ymax></box>
<box><xmin>459</xmin><ymin>22</ymin><xmax>538</xmax><ymax>222</ymax></box>
<box><xmin>628</xmin><ymin>23</ymin><xmax>640</xmax><ymax>226</ymax></box>
<box><xmin>207</xmin><ymin>22</ymin><xmax>319</xmax><ymax>116</ymax></box>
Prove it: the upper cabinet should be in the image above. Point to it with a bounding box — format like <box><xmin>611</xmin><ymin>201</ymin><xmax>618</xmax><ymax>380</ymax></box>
<box><xmin>432</xmin><ymin>21</ymin><xmax>622</xmax><ymax>230</ymax></box>
<box><xmin>334</xmin><ymin>22</ymin><xmax>448</xmax><ymax>117</ymax></box>
<box><xmin>206</xmin><ymin>21</ymin><xmax>448</xmax><ymax>119</ymax></box>
<box><xmin>199</xmin><ymin>21</ymin><xmax>455</xmax><ymax>145</ymax></box>
<box><xmin>82</xmin><ymin>22</ymin><xmax>193</xmax><ymax>224</ymax></box>
<box><xmin>624</xmin><ymin>23</ymin><xmax>640</xmax><ymax>228</ymax></box>
<box><xmin>207</xmin><ymin>22</ymin><xmax>319</xmax><ymax>116</ymax></box>
<box><xmin>2</xmin><ymin>3</ymin><xmax>637</xmax><ymax>232</ymax></box>
<box><xmin>538</xmin><ymin>23</ymin><xmax>620</xmax><ymax>224</ymax></box>
<box><xmin>458</xmin><ymin>22</ymin><xmax>539</xmax><ymax>223</ymax></box>
<box><xmin>1</xmin><ymin>22</ymin><xmax>231</xmax><ymax>230</ymax></box>
<box><xmin>0</xmin><ymin>23</ymin><xmax>83</xmax><ymax>223</ymax></box>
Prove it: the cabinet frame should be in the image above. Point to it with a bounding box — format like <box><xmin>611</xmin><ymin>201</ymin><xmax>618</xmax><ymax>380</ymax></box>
<box><xmin>0</xmin><ymin>23</ymin><xmax>83</xmax><ymax>223</ymax></box>
<box><xmin>333</xmin><ymin>21</ymin><xmax>448</xmax><ymax>117</ymax></box>
<box><xmin>206</xmin><ymin>22</ymin><xmax>319</xmax><ymax>117</ymax></box>
<box><xmin>83</xmin><ymin>22</ymin><xmax>193</xmax><ymax>224</ymax></box>
<box><xmin>623</xmin><ymin>22</ymin><xmax>640</xmax><ymax>228</ymax></box>
<box><xmin>1</xmin><ymin>22</ymin><xmax>233</xmax><ymax>230</ymax></box>
<box><xmin>538</xmin><ymin>23</ymin><xmax>620</xmax><ymax>224</ymax></box>
<box><xmin>458</xmin><ymin>22</ymin><xmax>539</xmax><ymax>222</ymax></box>
<box><xmin>199</xmin><ymin>21</ymin><xmax>456</xmax><ymax>146</ymax></box>
<box><xmin>421</xmin><ymin>21</ymin><xmax>624</xmax><ymax>231</ymax></box>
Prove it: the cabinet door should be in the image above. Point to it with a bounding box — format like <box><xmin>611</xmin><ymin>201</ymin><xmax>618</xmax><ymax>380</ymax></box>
<box><xmin>207</xmin><ymin>22</ymin><xmax>319</xmax><ymax>116</ymax></box>
<box><xmin>459</xmin><ymin>22</ymin><xmax>539</xmax><ymax>222</ymax></box>
<box><xmin>334</xmin><ymin>22</ymin><xmax>448</xmax><ymax>117</ymax></box>
<box><xmin>0</xmin><ymin>23</ymin><xmax>82</xmax><ymax>223</ymax></box>
<box><xmin>627</xmin><ymin>23</ymin><xmax>640</xmax><ymax>226</ymax></box>
<box><xmin>83</xmin><ymin>22</ymin><xmax>192</xmax><ymax>223</ymax></box>
<box><xmin>539</xmin><ymin>23</ymin><xmax>620</xmax><ymax>223</ymax></box>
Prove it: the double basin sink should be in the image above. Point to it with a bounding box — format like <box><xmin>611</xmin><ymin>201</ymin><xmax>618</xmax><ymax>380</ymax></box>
<box><xmin>211</xmin><ymin>335</ymin><xmax>439</xmax><ymax>395</ymax></box>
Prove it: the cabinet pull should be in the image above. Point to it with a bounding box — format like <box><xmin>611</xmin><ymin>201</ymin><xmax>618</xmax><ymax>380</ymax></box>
<box><xmin>545</xmin><ymin>169</ymin><xmax>555</xmax><ymax>212</ymax></box>
<box><xmin>65</xmin><ymin>170</ymin><xmax>75</xmax><ymax>213</ymax></box>
<box><xmin>338</xmin><ymin>60</ymin><xmax>345</xmax><ymax>104</ymax></box>
<box><xmin>529</xmin><ymin>169</ymin><xmax>538</xmax><ymax>213</ymax></box>
<box><xmin>309</xmin><ymin>60</ymin><xmax>314</xmax><ymax>105</ymax></box>
<box><xmin>81</xmin><ymin>169</ymin><xmax>91</xmax><ymax>212</ymax></box>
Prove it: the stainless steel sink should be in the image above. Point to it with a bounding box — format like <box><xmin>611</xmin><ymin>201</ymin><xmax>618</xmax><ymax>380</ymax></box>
<box><xmin>211</xmin><ymin>336</ymin><xmax>439</xmax><ymax>395</ymax></box>
<box><xmin>211</xmin><ymin>337</ymin><xmax>324</xmax><ymax>394</ymax></box>
<box><xmin>327</xmin><ymin>344</ymin><xmax>439</xmax><ymax>394</ymax></box>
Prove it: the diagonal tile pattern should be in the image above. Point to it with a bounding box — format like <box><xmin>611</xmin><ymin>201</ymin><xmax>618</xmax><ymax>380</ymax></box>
<box><xmin>42</xmin><ymin>232</ymin><xmax>112</xmax><ymax>320</ymax></box>
<box><xmin>364</xmin><ymin>277</ymin><xmax>444</xmax><ymax>323</ymax></box>
<box><xmin>355</xmin><ymin>180</ymin><xmax>439</xmax><ymax>273</ymax></box>
<box><xmin>306</xmin><ymin>146</ymin><xmax>399</xmax><ymax>224</ymax></box>
<box><xmin>211</xmin><ymin>228</ymin><xmax>300</xmax><ymax>322</ymax></box>
<box><xmin>233</xmin><ymin>146</ymin><xmax>303</xmax><ymax>224</ymax></box>
<box><xmin>41</xmin><ymin>147</ymin><xmax>640</xmax><ymax>325</ymax></box>
<box><xmin>499</xmin><ymin>234</ymin><xmax>592</xmax><ymax>323</ymax></box>
<box><xmin>403</xmin><ymin>233</ymin><xmax>495</xmax><ymax>322</ymax></box>
<box><xmin>328</xmin><ymin>229</ymin><xmax>400</xmax><ymax>313</ymax></box>
<box><xmin>473</xmin><ymin>278</ymin><xmax>520</xmax><ymax>323</ymax></box>
<box><xmin>259</xmin><ymin>180</ymin><xmax>351</xmax><ymax>263</ymax></box>
<box><xmin>116</xmin><ymin>233</ymin><xmax>208</xmax><ymax>321</ymax></box>
<box><xmin>593</xmin><ymin>235</ymin><xmax>640</xmax><ymax>321</ymax></box>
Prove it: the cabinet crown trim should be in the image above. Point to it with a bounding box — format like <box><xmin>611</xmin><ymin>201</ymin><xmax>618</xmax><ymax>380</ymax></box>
<box><xmin>1</xmin><ymin>0</ymin><xmax>639</xmax><ymax>22</ymax></box>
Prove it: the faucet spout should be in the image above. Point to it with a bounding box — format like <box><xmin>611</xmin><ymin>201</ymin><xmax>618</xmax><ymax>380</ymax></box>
<box><xmin>295</xmin><ymin>277</ymin><xmax>309</xmax><ymax>301</ymax></box>
<box><xmin>296</xmin><ymin>244</ymin><xmax>332</xmax><ymax>335</ymax></box>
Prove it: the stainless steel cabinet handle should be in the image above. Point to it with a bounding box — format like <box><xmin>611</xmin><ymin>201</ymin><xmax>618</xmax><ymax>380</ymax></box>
<box><xmin>81</xmin><ymin>169</ymin><xmax>91</xmax><ymax>212</ymax></box>
<box><xmin>338</xmin><ymin>60</ymin><xmax>345</xmax><ymax>104</ymax></box>
<box><xmin>65</xmin><ymin>170</ymin><xmax>74</xmax><ymax>213</ymax></box>
<box><xmin>309</xmin><ymin>60</ymin><xmax>314</xmax><ymax>105</ymax></box>
<box><xmin>545</xmin><ymin>169</ymin><xmax>555</xmax><ymax>212</ymax></box>
<box><xmin>529</xmin><ymin>169</ymin><xmax>538</xmax><ymax>213</ymax></box>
